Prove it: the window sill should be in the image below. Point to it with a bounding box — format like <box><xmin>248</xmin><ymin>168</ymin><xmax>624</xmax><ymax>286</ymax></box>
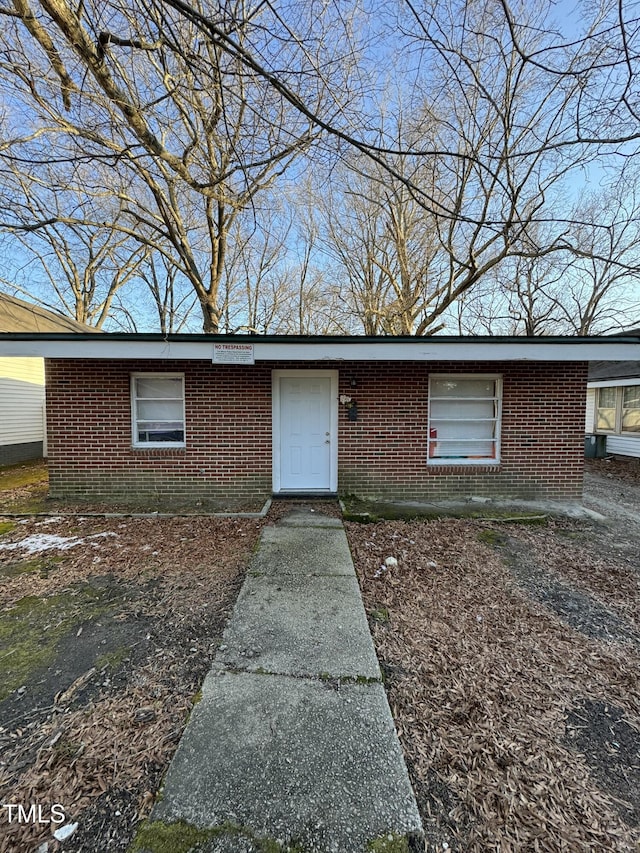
<box><xmin>131</xmin><ymin>445</ymin><xmax>186</xmax><ymax>452</ymax></box>
<box><xmin>428</xmin><ymin>459</ymin><xmax>500</xmax><ymax>466</ymax></box>
<box><xmin>427</xmin><ymin>462</ymin><xmax>501</xmax><ymax>473</ymax></box>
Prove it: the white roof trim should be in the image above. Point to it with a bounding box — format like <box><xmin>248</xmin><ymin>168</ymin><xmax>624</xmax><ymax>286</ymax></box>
<box><xmin>1</xmin><ymin>337</ymin><xmax>640</xmax><ymax>361</ymax></box>
<box><xmin>588</xmin><ymin>377</ymin><xmax>640</xmax><ymax>388</ymax></box>
<box><xmin>254</xmin><ymin>340</ymin><xmax>640</xmax><ymax>361</ymax></box>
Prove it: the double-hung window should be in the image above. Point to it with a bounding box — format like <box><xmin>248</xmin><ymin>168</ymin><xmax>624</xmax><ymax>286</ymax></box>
<box><xmin>131</xmin><ymin>373</ymin><xmax>185</xmax><ymax>447</ymax></box>
<box><xmin>622</xmin><ymin>386</ymin><xmax>640</xmax><ymax>432</ymax></box>
<box><xmin>428</xmin><ymin>375</ymin><xmax>501</xmax><ymax>464</ymax></box>
<box><xmin>596</xmin><ymin>385</ymin><xmax>640</xmax><ymax>434</ymax></box>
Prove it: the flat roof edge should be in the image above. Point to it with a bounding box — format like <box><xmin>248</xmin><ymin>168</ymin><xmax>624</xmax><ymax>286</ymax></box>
<box><xmin>1</xmin><ymin>332</ymin><xmax>640</xmax><ymax>344</ymax></box>
<box><xmin>1</xmin><ymin>334</ymin><xmax>640</xmax><ymax>362</ymax></box>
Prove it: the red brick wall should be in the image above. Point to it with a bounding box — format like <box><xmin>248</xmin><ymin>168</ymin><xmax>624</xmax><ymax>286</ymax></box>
<box><xmin>45</xmin><ymin>358</ymin><xmax>587</xmax><ymax>506</ymax></box>
<box><xmin>336</xmin><ymin>361</ymin><xmax>586</xmax><ymax>501</ymax></box>
<box><xmin>46</xmin><ymin>359</ymin><xmax>273</xmax><ymax>508</ymax></box>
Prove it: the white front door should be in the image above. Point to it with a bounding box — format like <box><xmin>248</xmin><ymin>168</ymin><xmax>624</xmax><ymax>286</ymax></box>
<box><xmin>273</xmin><ymin>371</ymin><xmax>337</xmax><ymax>492</ymax></box>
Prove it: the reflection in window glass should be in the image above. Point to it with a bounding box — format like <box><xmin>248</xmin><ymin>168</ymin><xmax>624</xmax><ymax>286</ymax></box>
<box><xmin>596</xmin><ymin>387</ymin><xmax>617</xmax><ymax>432</ymax></box>
<box><xmin>622</xmin><ymin>385</ymin><xmax>640</xmax><ymax>433</ymax></box>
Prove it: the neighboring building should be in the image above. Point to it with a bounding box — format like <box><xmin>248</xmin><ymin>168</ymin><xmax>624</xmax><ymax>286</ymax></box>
<box><xmin>586</xmin><ymin>360</ymin><xmax>640</xmax><ymax>459</ymax></box>
<box><xmin>0</xmin><ymin>294</ymin><xmax>95</xmax><ymax>465</ymax></box>
<box><xmin>0</xmin><ymin>355</ymin><xmax>46</xmax><ymax>465</ymax></box>
<box><xmin>1</xmin><ymin>332</ymin><xmax>639</xmax><ymax>506</ymax></box>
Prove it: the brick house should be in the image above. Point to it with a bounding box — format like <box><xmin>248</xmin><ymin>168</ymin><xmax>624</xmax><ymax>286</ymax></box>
<box><xmin>1</xmin><ymin>333</ymin><xmax>639</xmax><ymax>507</ymax></box>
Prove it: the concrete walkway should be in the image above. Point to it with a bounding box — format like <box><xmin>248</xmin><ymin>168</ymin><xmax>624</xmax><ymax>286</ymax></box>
<box><xmin>149</xmin><ymin>508</ymin><xmax>423</xmax><ymax>852</ymax></box>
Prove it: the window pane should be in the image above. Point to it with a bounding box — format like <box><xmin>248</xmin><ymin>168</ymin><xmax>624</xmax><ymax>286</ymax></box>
<box><xmin>431</xmin><ymin>378</ymin><xmax>496</xmax><ymax>398</ymax></box>
<box><xmin>137</xmin><ymin>400</ymin><xmax>183</xmax><ymax>421</ymax></box>
<box><xmin>598</xmin><ymin>387</ymin><xmax>617</xmax><ymax>408</ymax></box>
<box><xmin>430</xmin><ymin>399</ymin><xmax>495</xmax><ymax>420</ymax></box>
<box><xmin>622</xmin><ymin>385</ymin><xmax>640</xmax><ymax>432</ymax></box>
<box><xmin>137</xmin><ymin>420</ymin><xmax>183</xmax><ymax>430</ymax></box>
<box><xmin>138</xmin><ymin>428</ymin><xmax>184</xmax><ymax>443</ymax></box>
<box><xmin>431</xmin><ymin>419</ymin><xmax>496</xmax><ymax>440</ymax></box>
<box><xmin>596</xmin><ymin>387</ymin><xmax>617</xmax><ymax>431</ymax></box>
<box><xmin>596</xmin><ymin>409</ymin><xmax>616</xmax><ymax>431</ymax></box>
<box><xmin>136</xmin><ymin>377</ymin><xmax>183</xmax><ymax>399</ymax></box>
<box><xmin>432</xmin><ymin>439</ymin><xmax>496</xmax><ymax>458</ymax></box>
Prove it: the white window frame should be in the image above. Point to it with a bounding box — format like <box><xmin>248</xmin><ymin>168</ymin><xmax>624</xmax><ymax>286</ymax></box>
<box><xmin>596</xmin><ymin>384</ymin><xmax>640</xmax><ymax>435</ymax></box>
<box><xmin>427</xmin><ymin>374</ymin><xmax>502</xmax><ymax>466</ymax></box>
<box><xmin>595</xmin><ymin>385</ymin><xmax>618</xmax><ymax>433</ymax></box>
<box><xmin>131</xmin><ymin>372</ymin><xmax>186</xmax><ymax>449</ymax></box>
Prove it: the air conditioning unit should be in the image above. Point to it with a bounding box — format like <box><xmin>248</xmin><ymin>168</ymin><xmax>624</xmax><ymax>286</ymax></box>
<box><xmin>584</xmin><ymin>434</ymin><xmax>607</xmax><ymax>459</ymax></box>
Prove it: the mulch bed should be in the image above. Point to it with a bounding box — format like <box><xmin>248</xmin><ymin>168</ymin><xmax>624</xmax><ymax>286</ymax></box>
<box><xmin>347</xmin><ymin>516</ymin><xmax>640</xmax><ymax>852</ymax></box>
<box><xmin>3</xmin><ymin>457</ymin><xmax>640</xmax><ymax>852</ymax></box>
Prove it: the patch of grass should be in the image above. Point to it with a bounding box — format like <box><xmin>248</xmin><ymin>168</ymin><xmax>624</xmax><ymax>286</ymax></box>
<box><xmin>317</xmin><ymin>672</ymin><xmax>381</xmax><ymax>686</ymax></box>
<box><xmin>129</xmin><ymin>819</ymin><xmax>306</xmax><ymax>853</ymax></box>
<box><xmin>342</xmin><ymin>511</ymin><xmax>377</xmax><ymax>523</ymax></box>
<box><xmin>477</xmin><ymin>529</ymin><xmax>507</xmax><ymax>547</ymax></box>
<box><xmin>0</xmin><ymin>460</ymin><xmax>47</xmax><ymax>491</ymax></box>
<box><xmin>0</xmin><ymin>595</ymin><xmax>70</xmax><ymax>700</ymax></box>
<box><xmin>52</xmin><ymin>736</ymin><xmax>83</xmax><ymax>762</ymax></box>
<box><xmin>128</xmin><ymin>819</ymin><xmax>216</xmax><ymax>853</ymax></box>
<box><xmin>367</xmin><ymin>834</ymin><xmax>411</xmax><ymax>852</ymax></box>
<box><xmin>369</xmin><ymin>606</ymin><xmax>391</xmax><ymax>624</ymax></box>
<box><xmin>0</xmin><ymin>582</ymin><xmax>122</xmax><ymax>701</ymax></box>
<box><xmin>95</xmin><ymin>644</ymin><xmax>131</xmax><ymax>673</ymax></box>
<box><xmin>556</xmin><ymin>529</ymin><xmax>583</xmax><ymax>540</ymax></box>
<box><xmin>37</xmin><ymin>556</ymin><xmax>63</xmax><ymax>578</ymax></box>
<box><xmin>0</xmin><ymin>521</ymin><xmax>16</xmax><ymax>536</ymax></box>
<box><xmin>0</xmin><ymin>460</ymin><xmax>49</xmax><ymax>513</ymax></box>
<box><xmin>0</xmin><ymin>555</ymin><xmax>61</xmax><ymax>579</ymax></box>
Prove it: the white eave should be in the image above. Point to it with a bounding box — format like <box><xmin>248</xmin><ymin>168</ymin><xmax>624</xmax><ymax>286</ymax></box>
<box><xmin>1</xmin><ymin>335</ymin><xmax>640</xmax><ymax>362</ymax></box>
<box><xmin>588</xmin><ymin>377</ymin><xmax>640</xmax><ymax>388</ymax></box>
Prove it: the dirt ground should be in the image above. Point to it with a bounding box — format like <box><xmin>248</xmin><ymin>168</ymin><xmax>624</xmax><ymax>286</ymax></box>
<box><xmin>348</xmin><ymin>455</ymin><xmax>640</xmax><ymax>853</ymax></box>
<box><xmin>0</xmin><ymin>464</ymin><xmax>268</xmax><ymax>853</ymax></box>
<box><xmin>1</xmin><ymin>458</ymin><xmax>640</xmax><ymax>852</ymax></box>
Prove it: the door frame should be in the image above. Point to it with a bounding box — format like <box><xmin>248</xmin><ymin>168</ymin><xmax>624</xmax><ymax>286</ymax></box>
<box><xmin>272</xmin><ymin>369</ymin><xmax>339</xmax><ymax>493</ymax></box>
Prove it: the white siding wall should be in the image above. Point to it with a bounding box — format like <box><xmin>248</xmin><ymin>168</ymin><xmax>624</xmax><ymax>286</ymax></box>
<box><xmin>585</xmin><ymin>387</ymin><xmax>596</xmax><ymax>433</ymax></box>
<box><xmin>0</xmin><ymin>357</ymin><xmax>45</xmax><ymax>446</ymax></box>
<box><xmin>606</xmin><ymin>435</ymin><xmax>640</xmax><ymax>458</ymax></box>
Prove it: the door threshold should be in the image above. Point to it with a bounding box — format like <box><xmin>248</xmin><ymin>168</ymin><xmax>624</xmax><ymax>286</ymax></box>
<box><xmin>273</xmin><ymin>492</ymin><xmax>338</xmax><ymax>500</ymax></box>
